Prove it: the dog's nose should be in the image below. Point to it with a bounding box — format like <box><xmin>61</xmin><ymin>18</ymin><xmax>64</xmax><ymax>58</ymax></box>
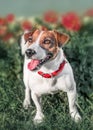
<box><xmin>25</xmin><ymin>49</ymin><xmax>36</xmax><ymax>57</ymax></box>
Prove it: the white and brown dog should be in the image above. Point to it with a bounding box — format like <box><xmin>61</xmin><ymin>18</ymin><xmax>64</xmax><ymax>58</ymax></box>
<box><xmin>20</xmin><ymin>29</ymin><xmax>81</xmax><ymax>123</ymax></box>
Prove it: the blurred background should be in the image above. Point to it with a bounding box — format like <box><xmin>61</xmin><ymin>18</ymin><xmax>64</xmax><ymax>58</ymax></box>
<box><xmin>0</xmin><ymin>0</ymin><xmax>93</xmax><ymax>16</ymax></box>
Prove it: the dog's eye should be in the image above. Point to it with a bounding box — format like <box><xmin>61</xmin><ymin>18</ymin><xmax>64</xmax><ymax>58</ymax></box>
<box><xmin>28</xmin><ymin>37</ymin><xmax>33</xmax><ymax>43</ymax></box>
<box><xmin>44</xmin><ymin>39</ymin><xmax>51</xmax><ymax>44</ymax></box>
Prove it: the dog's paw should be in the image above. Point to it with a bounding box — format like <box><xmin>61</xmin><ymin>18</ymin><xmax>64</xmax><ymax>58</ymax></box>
<box><xmin>33</xmin><ymin>113</ymin><xmax>44</xmax><ymax>124</ymax></box>
<box><xmin>23</xmin><ymin>99</ymin><xmax>31</xmax><ymax>109</ymax></box>
<box><xmin>71</xmin><ymin>111</ymin><xmax>81</xmax><ymax>123</ymax></box>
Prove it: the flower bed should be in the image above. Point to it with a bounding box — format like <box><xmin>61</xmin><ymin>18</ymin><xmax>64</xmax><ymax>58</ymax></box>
<box><xmin>0</xmin><ymin>9</ymin><xmax>93</xmax><ymax>44</ymax></box>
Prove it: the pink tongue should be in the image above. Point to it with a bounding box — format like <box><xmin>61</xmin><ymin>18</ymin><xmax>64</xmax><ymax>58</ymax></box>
<box><xmin>28</xmin><ymin>59</ymin><xmax>40</xmax><ymax>70</ymax></box>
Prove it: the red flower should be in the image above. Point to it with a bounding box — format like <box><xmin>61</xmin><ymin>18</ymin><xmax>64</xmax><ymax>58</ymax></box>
<box><xmin>3</xmin><ymin>33</ymin><xmax>13</xmax><ymax>41</ymax></box>
<box><xmin>85</xmin><ymin>8</ymin><xmax>93</xmax><ymax>17</ymax></box>
<box><xmin>43</xmin><ymin>10</ymin><xmax>58</xmax><ymax>23</ymax></box>
<box><xmin>6</xmin><ymin>14</ymin><xmax>15</xmax><ymax>23</ymax></box>
<box><xmin>62</xmin><ymin>12</ymin><xmax>81</xmax><ymax>31</ymax></box>
<box><xmin>0</xmin><ymin>26</ymin><xmax>7</xmax><ymax>36</ymax></box>
<box><xmin>0</xmin><ymin>18</ymin><xmax>6</xmax><ymax>26</ymax></box>
<box><xmin>21</xmin><ymin>20</ymin><xmax>32</xmax><ymax>30</ymax></box>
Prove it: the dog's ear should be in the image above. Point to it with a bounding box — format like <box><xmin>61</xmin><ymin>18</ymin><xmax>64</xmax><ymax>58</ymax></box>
<box><xmin>24</xmin><ymin>28</ymin><xmax>37</xmax><ymax>42</ymax></box>
<box><xmin>54</xmin><ymin>31</ymin><xmax>70</xmax><ymax>47</ymax></box>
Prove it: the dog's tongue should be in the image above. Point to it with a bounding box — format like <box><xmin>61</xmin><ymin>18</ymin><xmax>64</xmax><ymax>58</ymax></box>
<box><xmin>28</xmin><ymin>59</ymin><xmax>40</xmax><ymax>71</ymax></box>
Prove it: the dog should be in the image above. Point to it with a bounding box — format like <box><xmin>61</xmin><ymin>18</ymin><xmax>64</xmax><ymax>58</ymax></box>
<box><xmin>20</xmin><ymin>29</ymin><xmax>81</xmax><ymax>124</ymax></box>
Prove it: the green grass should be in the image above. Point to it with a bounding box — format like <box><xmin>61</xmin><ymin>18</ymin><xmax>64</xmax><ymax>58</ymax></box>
<box><xmin>0</xmin><ymin>28</ymin><xmax>93</xmax><ymax>130</ymax></box>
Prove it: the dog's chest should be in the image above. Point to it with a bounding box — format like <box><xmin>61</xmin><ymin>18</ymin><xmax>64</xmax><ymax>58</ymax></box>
<box><xmin>24</xmin><ymin>59</ymin><xmax>73</xmax><ymax>95</ymax></box>
<box><xmin>27</xmin><ymin>71</ymin><xmax>58</xmax><ymax>94</ymax></box>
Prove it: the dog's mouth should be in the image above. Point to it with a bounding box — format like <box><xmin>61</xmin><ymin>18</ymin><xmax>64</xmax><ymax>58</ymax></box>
<box><xmin>28</xmin><ymin>53</ymin><xmax>53</xmax><ymax>71</ymax></box>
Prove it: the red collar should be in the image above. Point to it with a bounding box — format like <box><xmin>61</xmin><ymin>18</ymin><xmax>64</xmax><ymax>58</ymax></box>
<box><xmin>38</xmin><ymin>60</ymin><xmax>67</xmax><ymax>78</ymax></box>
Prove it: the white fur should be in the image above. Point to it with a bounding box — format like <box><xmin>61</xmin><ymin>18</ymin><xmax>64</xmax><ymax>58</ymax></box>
<box><xmin>21</xmin><ymin>31</ymin><xmax>81</xmax><ymax>124</ymax></box>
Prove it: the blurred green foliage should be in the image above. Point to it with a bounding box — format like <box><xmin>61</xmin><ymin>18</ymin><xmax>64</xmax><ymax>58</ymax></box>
<box><xmin>0</xmin><ymin>24</ymin><xmax>93</xmax><ymax>130</ymax></box>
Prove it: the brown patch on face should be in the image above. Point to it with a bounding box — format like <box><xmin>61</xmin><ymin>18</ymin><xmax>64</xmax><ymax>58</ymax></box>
<box><xmin>40</xmin><ymin>31</ymin><xmax>59</xmax><ymax>57</ymax></box>
<box><xmin>24</xmin><ymin>29</ymin><xmax>40</xmax><ymax>46</ymax></box>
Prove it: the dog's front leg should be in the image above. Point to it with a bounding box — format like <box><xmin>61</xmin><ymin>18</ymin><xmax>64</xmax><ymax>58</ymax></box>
<box><xmin>31</xmin><ymin>91</ymin><xmax>44</xmax><ymax>124</ymax></box>
<box><xmin>23</xmin><ymin>87</ymin><xmax>31</xmax><ymax>109</ymax></box>
<box><xmin>67</xmin><ymin>85</ymin><xmax>81</xmax><ymax>122</ymax></box>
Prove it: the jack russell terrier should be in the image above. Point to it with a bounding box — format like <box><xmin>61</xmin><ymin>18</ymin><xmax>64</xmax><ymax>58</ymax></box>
<box><xmin>20</xmin><ymin>29</ymin><xmax>81</xmax><ymax>124</ymax></box>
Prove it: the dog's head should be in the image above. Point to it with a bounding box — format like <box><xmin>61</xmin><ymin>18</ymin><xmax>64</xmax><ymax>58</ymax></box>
<box><xmin>20</xmin><ymin>29</ymin><xmax>69</xmax><ymax>71</ymax></box>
